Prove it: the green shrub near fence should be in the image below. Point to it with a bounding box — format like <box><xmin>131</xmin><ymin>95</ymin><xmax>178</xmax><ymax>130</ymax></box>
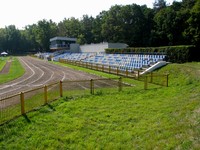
<box><xmin>105</xmin><ymin>45</ymin><xmax>199</xmax><ymax>63</ymax></box>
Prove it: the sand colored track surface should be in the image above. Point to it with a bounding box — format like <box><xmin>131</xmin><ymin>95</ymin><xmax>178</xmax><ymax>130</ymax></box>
<box><xmin>0</xmin><ymin>56</ymin><xmax>119</xmax><ymax>99</ymax></box>
<box><xmin>0</xmin><ymin>61</ymin><xmax>11</xmax><ymax>74</ymax></box>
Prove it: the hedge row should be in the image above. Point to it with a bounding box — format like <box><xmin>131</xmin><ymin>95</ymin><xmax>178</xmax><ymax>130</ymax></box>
<box><xmin>105</xmin><ymin>45</ymin><xmax>199</xmax><ymax>63</ymax></box>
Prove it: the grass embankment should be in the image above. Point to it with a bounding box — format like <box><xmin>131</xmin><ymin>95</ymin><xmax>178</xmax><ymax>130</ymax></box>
<box><xmin>1</xmin><ymin>62</ymin><xmax>200</xmax><ymax>149</ymax></box>
<box><xmin>0</xmin><ymin>57</ymin><xmax>25</xmax><ymax>84</ymax></box>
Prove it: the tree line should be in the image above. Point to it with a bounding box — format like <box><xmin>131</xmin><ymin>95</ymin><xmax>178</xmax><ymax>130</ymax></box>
<box><xmin>0</xmin><ymin>0</ymin><xmax>199</xmax><ymax>54</ymax></box>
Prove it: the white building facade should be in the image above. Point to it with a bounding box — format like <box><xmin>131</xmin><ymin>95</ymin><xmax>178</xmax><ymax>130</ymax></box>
<box><xmin>50</xmin><ymin>37</ymin><xmax>128</xmax><ymax>53</ymax></box>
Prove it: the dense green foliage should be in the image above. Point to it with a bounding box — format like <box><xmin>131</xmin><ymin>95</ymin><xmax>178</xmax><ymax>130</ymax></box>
<box><xmin>0</xmin><ymin>0</ymin><xmax>199</xmax><ymax>54</ymax></box>
<box><xmin>106</xmin><ymin>45</ymin><xmax>199</xmax><ymax>62</ymax></box>
<box><xmin>1</xmin><ymin>62</ymin><xmax>200</xmax><ymax>149</ymax></box>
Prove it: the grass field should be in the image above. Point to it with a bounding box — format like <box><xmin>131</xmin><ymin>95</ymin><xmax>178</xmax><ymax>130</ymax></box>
<box><xmin>0</xmin><ymin>57</ymin><xmax>25</xmax><ymax>84</ymax></box>
<box><xmin>0</xmin><ymin>62</ymin><xmax>200</xmax><ymax>149</ymax></box>
<box><xmin>0</xmin><ymin>57</ymin><xmax>8</xmax><ymax>71</ymax></box>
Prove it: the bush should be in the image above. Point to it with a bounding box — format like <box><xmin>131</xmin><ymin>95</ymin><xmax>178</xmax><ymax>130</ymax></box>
<box><xmin>105</xmin><ymin>45</ymin><xmax>199</xmax><ymax>63</ymax></box>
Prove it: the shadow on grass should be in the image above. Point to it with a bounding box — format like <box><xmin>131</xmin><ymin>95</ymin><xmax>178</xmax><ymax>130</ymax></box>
<box><xmin>47</xmin><ymin>104</ymin><xmax>56</xmax><ymax>111</ymax></box>
<box><xmin>22</xmin><ymin>114</ymin><xmax>31</xmax><ymax>123</ymax></box>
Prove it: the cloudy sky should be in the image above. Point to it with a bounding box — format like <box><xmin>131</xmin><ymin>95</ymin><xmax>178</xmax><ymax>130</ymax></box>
<box><xmin>0</xmin><ymin>0</ymin><xmax>181</xmax><ymax>29</ymax></box>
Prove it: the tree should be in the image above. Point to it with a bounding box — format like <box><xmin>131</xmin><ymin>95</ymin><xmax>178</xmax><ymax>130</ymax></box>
<box><xmin>80</xmin><ymin>15</ymin><xmax>95</xmax><ymax>44</ymax></box>
<box><xmin>101</xmin><ymin>4</ymin><xmax>151</xmax><ymax>47</ymax></box>
<box><xmin>92</xmin><ymin>11</ymin><xmax>106</xmax><ymax>43</ymax></box>
<box><xmin>0</xmin><ymin>28</ymin><xmax>6</xmax><ymax>52</ymax></box>
<box><xmin>182</xmin><ymin>0</ymin><xmax>196</xmax><ymax>8</ymax></box>
<box><xmin>139</xmin><ymin>5</ymin><xmax>155</xmax><ymax>46</ymax></box>
<box><xmin>4</xmin><ymin>25</ymin><xmax>21</xmax><ymax>54</ymax></box>
<box><xmin>35</xmin><ymin>19</ymin><xmax>58</xmax><ymax>51</ymax></box>
<box><xmin>24</xmin><ymin>24</ymin><xmax>40</xmax><ymax>51</ymax></box>
<box><xmin>153</xmin><ymin>0</ymin><xmax>167</xmax><ymax>11</ymax></box>
<box><xmin>57</xmin><ymin>20</ymin><xmax>67</xmax><ymax>37</ymax></box>
<box><xmin>184</xmin><ymin>0</ymin><xmax>200</xmax><ymax>47</ymax></box>
<box><xmin>152</xmin><ymin>2</ymin><xmax>192</xmax><ymax>46</ymax></box>
<box><xmin>121</xmin><ymin>4</ymin><xmax>148</xmax><ymax>46</ymax></box>
<box><xmin>0</xmin><ymin>0</ymin><xmax>199</xmax><ymax>54</ymax></box>
<box><xmin>58</xmin><ymin>17</ymin><xmax>81</xmax><ymax>38</ymax></box>
<box><xmin>101</xmin><ymin>5</ymin><xmax>124</xmax><ymax>43</ymax></box>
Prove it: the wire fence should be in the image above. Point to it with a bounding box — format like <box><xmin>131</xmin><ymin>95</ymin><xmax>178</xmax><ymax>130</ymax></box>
<box><xmin>0</xmin><ymin>78</ymin><xmax>123</xmax><ymax>125</ymax></box>
<box><xmin>59</xmin><ymin>59</ymin><xmax>136</xmax><ymax>78</ymax></box>
<box><xmin>0</xmin><ymin>60</ymin><xmax>169</xmax><ymax>125</ymax></box>
<box><xmin>138</xmin><ymin>72</ymin><xmax>169</xmax><ymax>90</ymax></box>
<box><xmin>59</xmin><ymin>59</ymin><xmax>169</xmax><ymax>84</ymax></box>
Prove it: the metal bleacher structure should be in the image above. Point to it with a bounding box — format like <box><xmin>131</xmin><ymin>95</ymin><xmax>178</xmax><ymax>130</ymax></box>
<box><xmin>52</xmin><ymin>52</ymin><xmax>166</xmax><ymax>73</ymax></box>
<box><xmin>37</xmin><ymin>37</ymin><xmax>167</xmax><ymax>74</ymax></box>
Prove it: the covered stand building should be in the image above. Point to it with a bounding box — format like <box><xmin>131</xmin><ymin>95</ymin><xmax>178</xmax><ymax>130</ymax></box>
<box><xmin>50</xmin><ymin>36</ymin><xmax>128</xmax><ymax>53</ymax></box>
<box><xmin>50</xmin><ymin>37</ymin><xmax>79</xmax><ymax>52</ymax></box>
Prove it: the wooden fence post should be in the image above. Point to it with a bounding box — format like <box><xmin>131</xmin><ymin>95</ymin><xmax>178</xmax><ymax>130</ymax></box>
<box><xmin>166</xmin><ymin>74</ymin><xmax>169</xmax><ymax>87</ymax></box>
<box><xmin>118</xmin><ymin>77</ymin><xmax>122</xmax><ymax>92</ymax></box>
<box><xmin>150</xmin><ymin>72</ymin><xmax>153</xmax><ymax>83</ymax></box>
<box><xmin>109</xmin><ymin>66</ymin><xmax>111</xmax><ymax>73</ymax></box>
<box><xmin>90</xmin><ymin>79</ymin><xmax>94</xmax><ymax>94</ymax></box>
<box><xmin>144</xmin><ymin>76</ymin><xmax>148</xmax><ymax>90</ymax></box>
<box><xmin>117</xmin><ymin>67</ymin><xmax>119</xmax><ymax>75</ymax></box>
<box><xmin>60</xmin><ymin>81</ymin><xmax>63</xmax><ymax>97</ymax></box>
<box><xmin>126</xmin><ymin>68</ymin><xmax>128</xmax><ymax>77</ymax></box>
<box><xmin>44</xmin><ymin>85</ymin><xmax>48</xmax><ymax>104</ymax></box>
<box><xmin>96</xmin><ymin>64</ymin><xmax>98</xmax><ymax>70</ymax></box>
<box><xmin>102</xmin><ymin>65</ymin><xmax>104</xmax><ymax>72</ymax></box>
<box><xmin>20</xmin><ymin>92</ymin><xmax>25</xmax><ymax>115</ymax></box>
<box><xmin>137</xmin><ymin>70</ymin><xmax>140</xmax><ymax>80</ymax></box>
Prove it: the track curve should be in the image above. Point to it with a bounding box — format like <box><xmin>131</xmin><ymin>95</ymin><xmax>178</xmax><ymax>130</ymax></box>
<box><xmin>0</xmin><ymin>56</ymin><xmax>105</xmax><ymax>98</ymax></box>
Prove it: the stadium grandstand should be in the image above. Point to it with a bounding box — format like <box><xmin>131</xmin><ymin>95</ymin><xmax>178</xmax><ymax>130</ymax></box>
<box><xmin>50</xmin><ymin>37</ymin><xmax>77</xmax><ymax>51</ymax></box>
<box><xmin>36</xmin><ymin>36</ymin><xmax>167</xmax><ymax>74</ymax></box>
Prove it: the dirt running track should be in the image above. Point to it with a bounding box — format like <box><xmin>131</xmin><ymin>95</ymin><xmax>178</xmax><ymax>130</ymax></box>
<box><xmin>0</xmin><ymin>56</ymin><xmax>119</xmax><ymax>99</ymax></box>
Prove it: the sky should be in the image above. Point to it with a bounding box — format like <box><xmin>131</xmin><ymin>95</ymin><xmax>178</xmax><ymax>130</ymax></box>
<box><xmin>0</xmin><ymin>0</ymin><xmax>181</xmax><ymax>29</ymax></box>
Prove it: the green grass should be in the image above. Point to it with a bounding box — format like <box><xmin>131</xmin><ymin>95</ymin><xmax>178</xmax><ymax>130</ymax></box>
<box><xmin>0</xmin><ymin>57</ymin><xmax>25</xmax><ymax>84</ymax></box>
<box><xmin>52</xmin><ymin>61</ymin><xmax>120</xmax><ymax>78</ymax></box>
<box><xmin>52</xmin><ymin>61</ymin><xmax>146</xmax><ymax>88</ymax></box>
<box><xmin>1</xmin><ymin>62</ymin><xmax>200</xmax><ymax>149</ymax></box>
<box><xmin>0</xmin><ymin>79</ymin><xmax>123</xmax><ymax>124</ymax></box>
<box><xmin>0</xmin><ymin>57</ymin><xmax>9</xmax><ymax>71</ymax></box>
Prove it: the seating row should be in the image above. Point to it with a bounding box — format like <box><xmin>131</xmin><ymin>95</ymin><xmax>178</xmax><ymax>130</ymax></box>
<box><xmin>52</xmin><ymin>53</ymin><xmax>166</xmax><ymax>71</ymax></box>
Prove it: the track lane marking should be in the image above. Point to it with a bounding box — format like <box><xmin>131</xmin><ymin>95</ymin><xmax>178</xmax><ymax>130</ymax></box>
<box><xmin>0</xmin><ymin>57</ymin><xmax>36</xmax><ymax>95</ymax></box>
